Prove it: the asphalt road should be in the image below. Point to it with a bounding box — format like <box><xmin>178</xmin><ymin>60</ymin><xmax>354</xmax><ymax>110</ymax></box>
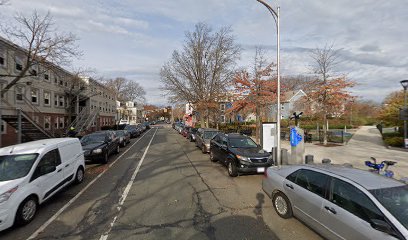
<box><xmin>0</xmin><ymin>125</ymin><xmax>321</xmax><ymax>240</ymax></box>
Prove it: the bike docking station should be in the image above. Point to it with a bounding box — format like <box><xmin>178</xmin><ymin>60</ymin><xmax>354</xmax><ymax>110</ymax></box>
<box><xmin>290</xmin><ymin>126</ymin><xmax>305</xmax><ymax>164</ymax></box>
<box><xmin>288</xmin><ymin>112</ymin><xmax>305</xmax><ymax>165</ymax></box>
<box><xmin>261</xmin><ymin>122</ymin><xmax>278</xmax><ymax>162</ymax></box>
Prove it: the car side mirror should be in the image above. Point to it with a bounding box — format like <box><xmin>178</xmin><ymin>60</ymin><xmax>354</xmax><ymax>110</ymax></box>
<box><xmin>370</xmin><ymin>219</ymin><xmax>395</xmax><ymax>236</ymax></box>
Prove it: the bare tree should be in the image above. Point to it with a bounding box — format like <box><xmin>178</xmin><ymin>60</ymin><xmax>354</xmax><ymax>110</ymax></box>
<box><xmin>160</xmin><ymin>22</ymin><xmax>240</xmax><ymax>127</ymax></box>
<box><xmin>0</xmin><ymin>10</ymin><xmax>80</xmax><ymax>97</ymax></box>
<box><xmin>309</xmin><ymin>44</ymin><xmax>354</xmax><ymax>145</ymax></box>
<box><xmin>104</xmin><ymin>77</ymin><xmax>146</xmax><ymax>103</ymax></box>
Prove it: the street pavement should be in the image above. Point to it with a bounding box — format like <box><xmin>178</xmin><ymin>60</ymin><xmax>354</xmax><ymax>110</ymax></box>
<box><xmin>0</xmin><ymin>125</ymin><xmax>321</xmax><ymax>240</ymax></box>
<box><xmin>283</xmin><ymin>126</ymin><xmax>408</xmax><ymax>179</ymax></box>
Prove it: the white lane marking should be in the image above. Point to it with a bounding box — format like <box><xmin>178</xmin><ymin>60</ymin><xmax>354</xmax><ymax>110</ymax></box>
<box><xmin>99</xmin><ymin>128</ymin><xmax>158</xmax><ymax>240</ymax></box>
<box><xmin>27</xmin><ymin>129</ymin><xmax>153</xmax><ymax>240</ymax></box>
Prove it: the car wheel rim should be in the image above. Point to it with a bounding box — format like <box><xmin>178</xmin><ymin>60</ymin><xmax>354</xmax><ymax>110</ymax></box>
<box><xmin>275</xmin><ymin>196</ymin><xmax>288</xmax><ymax>215</ymax></box>
<box><xmin>22</xmin><ymin>200</ymin><xmax>36</xmax><ymax>221</ymax></box>
<box><xmin>228</xmin><ymin>163</ymin><xmax>232</xmax><ymax>174</ymax></box>
<box><xmin>77</xmin><ymin>169</ymin><xmax>84</xmax><ymax>182</ymax></box>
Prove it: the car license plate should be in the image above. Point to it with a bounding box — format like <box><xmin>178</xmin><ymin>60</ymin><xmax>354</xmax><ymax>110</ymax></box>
<box><xmin>257</xmin><ymin>167</ymin><xmax>265</xmax><ymax>173</ymax></box>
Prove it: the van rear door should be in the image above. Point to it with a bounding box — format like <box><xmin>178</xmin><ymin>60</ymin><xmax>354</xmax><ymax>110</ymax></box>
<box><xmin>59</xmin><ymin>142</ymin><xmax>79</xmax><ymax>181</ymax></box>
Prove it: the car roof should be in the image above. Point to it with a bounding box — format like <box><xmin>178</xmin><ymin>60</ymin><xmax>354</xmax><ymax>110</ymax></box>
<box><xmin>200</xmin><ymin>128</ymin><xmax>218</xmax><ymax>131</ymax></box>
<box><xmin>225</xmin><ymin>133</ymin><xmax>247</xmax><ymax>139</ymax></box>
<box><xmin>0</xmin><ymin>138</ymin><xmax>78</xmax><ymax>156</ymax></box>
<box><xmin>305</xmin><ymin>164</ymin><xmax>405</xmax><ymax>190</ymax></box>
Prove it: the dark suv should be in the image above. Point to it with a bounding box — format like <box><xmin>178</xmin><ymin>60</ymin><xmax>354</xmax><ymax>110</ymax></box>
<box><xmin>210</xmin><ymin>133</ymin><xmax>274</xmax><ymax>177</ymax></box>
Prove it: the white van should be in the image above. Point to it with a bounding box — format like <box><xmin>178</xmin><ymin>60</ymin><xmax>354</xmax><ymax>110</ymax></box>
<box><xmin>0</xmin><ymin>138</ymin><xmax>85</xmax><ymax>231</ymax></box>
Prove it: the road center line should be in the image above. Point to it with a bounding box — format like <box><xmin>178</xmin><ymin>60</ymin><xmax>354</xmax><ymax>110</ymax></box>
<box><xmin>26</xmin><ymin>129</ymin><xmax>153</xmax><ymax>240</ymax></box>
<box><xmin>99</xmin><ymin>127</ymin><xmax>158</xmax><ymax>240</ymax></box>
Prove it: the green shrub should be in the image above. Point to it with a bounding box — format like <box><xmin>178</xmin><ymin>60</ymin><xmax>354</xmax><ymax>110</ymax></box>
<box><xmin>384</xmin><ymin>137</ymin><xmax>404</xmax><ymax>147</ymax></box>
<box><xmin>382</xmin><ymin>132</ymin><xmax>403</xmax><ymax>138</ymax></box>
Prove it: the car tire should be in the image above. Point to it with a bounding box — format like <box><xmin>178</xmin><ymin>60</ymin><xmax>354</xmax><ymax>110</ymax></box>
<box><xmin>227</xmin><ymin>160</ymin><xmax>238</xmax><ymax>177</ymax></box>
<box><xmin>272</xmin><ymin>192</ymin><xmax>293</xmax><ymax>219</ymax></box>
<box><xmin>115</xmin><ymin>145</ymin><xmax>120</xmax><ymax>154</ymax></box>
<box><xmin>189</xmin><ymin>136</ymin><xmax>193</xmax><ymax>142</ymax></box>
<box><xmin>15</xmin><ymin>196</ymin><xmax>38</xmax><ymax>226</ymax></box>
<box><xmin>202</xmin><ymin>145</ymin><xmax>206</xmax><ymax>154</ymax></box>
<box><xmin>102</xmin><ymin>152</ymin><xmax>109</xmax><ymax>164</ymax></box>
<box><xmin>74</xmin><ymin>167</ymin><xmax>85</xmax><ymax>184</ymax></box>
<box><xmin>210</xmin><ymin>150</ymin><xmax>217</xmax><ymax>162</ymax></box>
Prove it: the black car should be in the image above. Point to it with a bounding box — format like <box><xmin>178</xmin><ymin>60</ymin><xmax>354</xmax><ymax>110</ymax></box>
<box><xmin>124</xmin><ymin>125</ymin><xmax>140</xmax><ymax>138</ymax></box>
<box><xmin>81</xmin><ymin>131</ymin><xmax>120</xmax><ymax>164</ymax></box>
<box><xmin>115</xmin><ymin>130</ymin><xmax>131</xmax><ymax>147</ymax></box>
<box><xmin>187</xmin><ymin>128</ymin><xmax>198</xmax><ymax>142</ymax></box>
<box><xmin>209</xmin><ymin>133</ymin><xmax>274</xmax><ymax>177</ymax></box>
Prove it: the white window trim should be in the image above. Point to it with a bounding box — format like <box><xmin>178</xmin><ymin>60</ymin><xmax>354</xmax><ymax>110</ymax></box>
<box><xmin>15</xmin><ymin>85</ymin><xmax>25</xmax><ymax>103</ymax></box>
<box><xmin>59</xmin><ymin>117</ymin><xmax>64</xmax><ymax>128</ymax></box>
<box><xmin>43</xmin><ymin>91</ymin><xmax>51</xmax><ymax>106</ymax></box>
<box><xmin>44</xmin><ymin>116</ymin><xmax>51</xmax><ymax>130</ymax></box>
<box><xmin>14</xmin><ymin>56</ymin><xmax>23</xmax><ymax>73</ymax></box>
<box><xmin>0</xmin><ymin>49</ymin><xmax>6</xmax><ymax>69</ymax></box>
<box><xmin>31</xmin><ymin>88</ymin><xmax>39</xmax><ymax>105</ymax></box>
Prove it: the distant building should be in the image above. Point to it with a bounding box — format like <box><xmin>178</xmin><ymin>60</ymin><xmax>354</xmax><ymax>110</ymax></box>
<box><xmin>116</xmin><ymin>100</ymin><xmax>143</xmax><ymax>124</ymax></box>
<box><xmin>271</xmin><ymin>90</ymin><xmax>308</xmax><ymax>120</ymax></box>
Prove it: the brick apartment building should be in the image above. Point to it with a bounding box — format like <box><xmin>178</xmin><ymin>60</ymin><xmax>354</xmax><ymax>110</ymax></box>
<box><xmin>0</xmin><ymin>36</ymin><xmax>116</xmax><ymax>147</ymax></box>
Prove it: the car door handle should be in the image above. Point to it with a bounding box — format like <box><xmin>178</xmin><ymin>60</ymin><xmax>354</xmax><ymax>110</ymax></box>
<box><xmin>285</xmin><ymin>183</ymin><xmax>294</xmax><ymax>189</ymax></box>
<box><xmin>65</xmin><ymin>164</ymin><xmax>70</xmax><ymax>168</ymax></box>
<box><xmin>324</xmin><ymin>206</ymin><xmax>337</xmax><ymax>214</ymax></box>
<box><xmin>57</xmin><ymin>169</ymin><xmax>62</xmax><ymax>173</ymax></box>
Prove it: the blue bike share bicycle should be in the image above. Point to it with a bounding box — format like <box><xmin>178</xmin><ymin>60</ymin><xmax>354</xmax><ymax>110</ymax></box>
<box><xmin>365</xmin><ymin>157</ymin><xmax>396</xmax><ymax>178</ymax></box>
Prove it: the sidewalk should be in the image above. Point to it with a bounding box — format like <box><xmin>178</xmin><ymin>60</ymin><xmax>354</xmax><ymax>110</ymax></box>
<box><xmin>283</xmin><ymin>126</ymin><xmax>408</xmax><ymax>180</ymax></box>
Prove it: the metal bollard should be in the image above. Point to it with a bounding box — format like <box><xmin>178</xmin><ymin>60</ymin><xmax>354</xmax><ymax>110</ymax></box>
<box><xmin>281</xmin><ymin>148</ymin><xmax>289</xmax><ymax>165</ymax></box>
<box><xmin>305</xmin><ymin>155</ymin><xmax>314</xmax><ymax>164</ymax></box>
<box><xmin>322</xmin><ymin>158</ymin><xmax>331</xmax><ymax>164</ymax></box>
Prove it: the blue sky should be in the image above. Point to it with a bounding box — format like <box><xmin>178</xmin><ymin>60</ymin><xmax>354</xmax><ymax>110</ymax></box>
<box><xmin>1</xmin><ymin>0</ymin><xmax>407</xmax><ymax>105</ymax></box>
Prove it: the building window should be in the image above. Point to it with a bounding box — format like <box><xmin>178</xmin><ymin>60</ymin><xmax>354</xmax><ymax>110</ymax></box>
<box><xmin>1</xmin><ymin>120</ymin><xmax>6</xmax><ymax>134</ymax></box>
<box><xmin>44</xmin><ymin>116</ymin><xmax>51</xmax><ymax>130</ymax></box>
<box><xmin>44</xmin><ymin>73</ymin><xmax>49</xmax><ymax>81</ymax></box>
<box><xmin>59</xmin><ymin>95</ymin><xmax>64</xmax><ymax>107</ymax></box>
<box><xmin>220</xmin><ymin>115</ymin><xmax>226</xmax><ymax>123</ymax></box>
<box><xmin>54</xmin><ymin>117</ymin><xmax>59</xmax><ymax>129</ymax></box>
<box><xmin>220</xmin><ymin>104</ymin><xmax>225</xmax><ymax>111</ymax></box>
<box><xmin>31</xmin><ymin>88</ymin><xmax>39</xmax><ymax>104</ymax></box>
<box><xmin>0</xmin><ymin>49</ymin><xmax>5</xmax><ymax>68</ymax></box>
<box><xmin>59</xmin><ymin>117</ymin><xmax>64</xmax><ymax>128</ymax></box>
<box><xmin>59</xmin><ymin>79</ymin><xmax>63</xmax><ymax>86</ymax></box>
<box><xmin>54</xmin><ymin>93</ymin><xmax>58</xmax><ymax>106</ymax></box>
<box><xmin>15</xmin><ymin>86</ymin><xmax>24</xmax><ymax>102</ymax></box>
<box><xmin>44</xmin><ymin>92</ymin><xmax>50</xmax><ymax>106</ymax></box>
<box><xmin>16</xmin><ymin>61</ymin><xmax>23</xmax><ymax>71</ymax></box>
<box><xmin>54</xmin><ymin>76</ymin><xmax>58</xmax><ymax>84</ymax></box>
<box><xmin>33</xmin><ymin>116</ymin><xmax>39</xmax><ymax>124</ymax></box>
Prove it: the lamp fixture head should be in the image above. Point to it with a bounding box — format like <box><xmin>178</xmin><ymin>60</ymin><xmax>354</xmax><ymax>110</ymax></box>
<box><xmin>401</xmin><ymin>80</ymin><xmax>408</xmax><ymax>90</ymax></box>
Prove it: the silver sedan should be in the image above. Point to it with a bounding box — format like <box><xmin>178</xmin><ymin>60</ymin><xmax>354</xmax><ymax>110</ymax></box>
<box><xmin>262</xmin><ymin>164</ymin><xmax>408</xmax><ymax>240</ymax></box>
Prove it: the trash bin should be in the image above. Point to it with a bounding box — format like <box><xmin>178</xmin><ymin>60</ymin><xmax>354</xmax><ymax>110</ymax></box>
<box><xmin>305</xmin><ymin>155</ymin><xmax>314</xmax><ymax>164</ymax></box>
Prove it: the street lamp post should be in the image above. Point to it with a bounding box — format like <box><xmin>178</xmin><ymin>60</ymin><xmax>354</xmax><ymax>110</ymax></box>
<box><xmin>401</xmin><ymin>80</ymin><xmax>408</xmax><ymax>148</ymax></box>
<box><xmin>257</xmin><ymin>0</ymin><xmax>281</xmax><ymax>165</ymax></box>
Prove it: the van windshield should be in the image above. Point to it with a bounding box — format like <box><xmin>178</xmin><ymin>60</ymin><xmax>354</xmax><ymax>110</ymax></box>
<box><xmin>0</xmin><ymin>154</ymin><xmax>38</xmax><ymax>181</ymax></box>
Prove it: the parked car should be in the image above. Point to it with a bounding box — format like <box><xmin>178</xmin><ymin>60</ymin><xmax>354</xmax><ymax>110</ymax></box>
<box><xmin>210</xmin><ymin>133</ymin><xmax>273</xmax><ymax>177</ymax></box>
<box><xmin>181</xmin><ymin>126</ymin><xmax>191</xmax><ymax>138</ymax></box>
<box><xmin>0</xmin><ymin>138</ymin><xmax>85</xmax><ymax>231</ymax></box>
<box><xmin>195</xmin><ymin>128</ymin><xmax>219</xmax><ymax>153</ymax></box>
<box><xmin>143</xmin><ymin>122</ymin><xmax>151</xmax><ymax>130</ymax></box>
<box><xmin>262</xmin><ymin>164</ymin><xmax>408</xmax><ymax>240</ymax></box>
<box><xmin>81</xmin><ymin>131</ymin><xmax>120</xmax><ymax>164</ymax></box>
<box><xmin>187</xmin><ymin>128</ymin><xmax>198</xmax><ymax>142</ymax></box>
<box><xmin>115</xmin><ymin>130</ymin><xmax>131</xmax><ymax>147</ymax></box>
<box><xmin>124</xmin><ymin>125</ymin><xmax>140</xmax><ymax>138</ymax></box>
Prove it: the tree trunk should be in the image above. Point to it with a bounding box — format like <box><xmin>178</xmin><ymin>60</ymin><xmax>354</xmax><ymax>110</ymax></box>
<box><xmin>255</xmin><ymin>104</ymin><xmax>260</xmax><ymax>143</ymax></box>
<box><xmin>323</xmin><ymin>114</ymin><xmax>328</xmax><ymax>145</ymax></box>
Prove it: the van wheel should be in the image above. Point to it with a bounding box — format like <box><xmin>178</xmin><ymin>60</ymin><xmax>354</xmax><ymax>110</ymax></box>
<box><xmin>102</xmin><ymin>152</ymin><xmax>109</xmax><ymax>164</ymax></box>
<box><xmin>202</xmin><ymin>145</ymin><xmax>206</xmax><ymax>153</ymax></box>
<box><xmin>74</xmin><ymin>167</ymin><xmax>84</xmax><ymax>184</ymax></box>
<box><xmin>15</xmin><ymin>196</ymin><xmax>38</xmax><ymax>226</ymax></box>
<box><xmin>227</xmin><ymin>160</ymin><xmax>238</xmax><ymax>177</ymax></box>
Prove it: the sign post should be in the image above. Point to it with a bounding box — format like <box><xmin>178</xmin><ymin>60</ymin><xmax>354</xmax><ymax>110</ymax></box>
<box><xmin>290</xmin><ymin>126</ymin><xmax>304</xmax><ymax>164</ymax></box>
